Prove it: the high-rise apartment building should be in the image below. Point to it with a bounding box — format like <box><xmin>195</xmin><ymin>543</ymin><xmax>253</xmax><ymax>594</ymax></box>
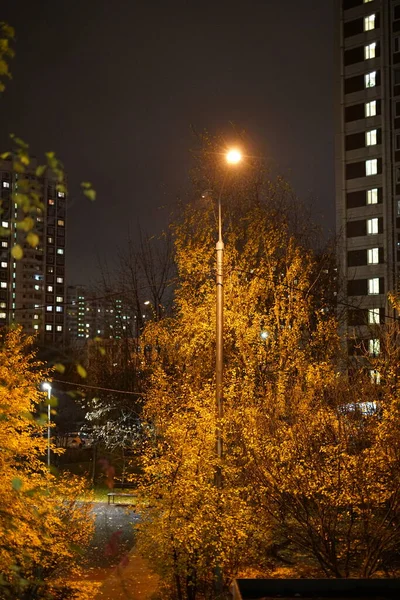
<box><xmin>336</xmin><ymin>0</ymin><xmax>400</xmax><ymax>352</ymax></box>
<box><xmin>0</xmin><ymin>157</ymin><xmax>67</xmax><ymax>345</ymax></box>
<box><xmin>66</xmin><ymin>285</ymin><xmax>133</xmax><ymax>344</ymax></box>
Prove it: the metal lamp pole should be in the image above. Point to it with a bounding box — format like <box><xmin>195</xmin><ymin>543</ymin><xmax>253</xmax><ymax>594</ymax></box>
<box><xmin>215</xmin><ymin>193</ymin><xmax>224</xmax><ymax>489</ymax></box>
<box><xmin>214</xmin><ymin>148</ymin><xmax>242</xmax><ymax>489</ymax></box>
<box><xmin>42</xmin><ymin>383</ymin><xmax>52</xmax><ymax>468</ymax></box>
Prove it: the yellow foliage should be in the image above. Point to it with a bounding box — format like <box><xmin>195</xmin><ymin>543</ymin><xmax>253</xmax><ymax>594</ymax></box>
<box><xmin>0</xmin><ymin>327</ymin><xmax>94</xmax><ymax>597</ymax></box>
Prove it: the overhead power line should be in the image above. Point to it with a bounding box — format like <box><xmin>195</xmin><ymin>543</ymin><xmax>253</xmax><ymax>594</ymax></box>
<box><xmin>51</xmin><ymin>378</ymin><xmax>143</xmax><ymax>396</ymax></box>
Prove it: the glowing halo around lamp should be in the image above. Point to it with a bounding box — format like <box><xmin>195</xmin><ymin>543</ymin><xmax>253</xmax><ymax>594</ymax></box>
<box><xmin>225</xmin><ymin>148</ymin><xmax>242</xmax><ymax>164</ymax></box>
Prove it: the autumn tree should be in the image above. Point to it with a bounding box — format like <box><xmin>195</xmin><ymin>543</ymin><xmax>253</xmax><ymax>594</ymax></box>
<box><xmin>0</xmin><ymin>327</ymin><xmax>95</xmax><ymax>598</ymax></box>
<box><xmin>134</xmin><ymin>133</ymin><xmax>339</xmax><ymax>598</ymax></box>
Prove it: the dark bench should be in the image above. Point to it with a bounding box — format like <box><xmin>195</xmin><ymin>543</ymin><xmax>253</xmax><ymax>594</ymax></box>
<box><xmin>107</xmin><ymin>491</ymin><xmax>136</xmax><ymax>505</ymax></box>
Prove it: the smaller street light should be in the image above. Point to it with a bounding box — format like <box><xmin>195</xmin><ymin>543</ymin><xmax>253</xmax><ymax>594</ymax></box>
<box><xmin>42</xmin><ymin>382</ymin><xmax>52</xmax><ymax>469</ymax></box>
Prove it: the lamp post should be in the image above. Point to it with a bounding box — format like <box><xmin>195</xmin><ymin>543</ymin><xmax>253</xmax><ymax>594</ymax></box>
<box><xmin>214</xmin><ymin>148</ymin><xmax>242</xmax><ymax>489</ymax></box>
<box><xmin>42</xmin><ymin>382</ymin><xmax>52</xmax><ymax>468</ymax></box>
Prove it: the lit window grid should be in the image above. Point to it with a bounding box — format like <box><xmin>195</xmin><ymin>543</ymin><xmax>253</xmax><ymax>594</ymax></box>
<box><xmin>367</xmin><ymin>248</ymin><xmax>379</xmax><ymax>264</ymax></box>
<box><xmin>368</xmin><ymin>278</ymin><xmax>380</xmax><ymax>294</ymax></box>
<box><xmin>368</xmin><ymin>308</ymin><xmax>380</xmax><ymax>324</ymax></box>
<box><xmin>364</xmin><ymin>42</ymin><xmax>376</xmax><ymax>60</ymax></box>
<box><xmin>368</xmin><ymin>338</ymin><xmax>380</xmax><ymax>355</ymax></box>
<box><xmin>365</xmin><ymin>159</ymin><xmax>377</xmax><ymax>176</ymax></box>
<box><xmin>366</xmin><ymin>130</ymin><xmax>377</xmax><ymax>146</ymax></box>
<box><xmin>364</xmin><ymin>15</ymin><xmax>375</xmax><ymax>32</ymax></box>
<box><xmin>365</xmin><ymin>71</ymin><xmax>376</xmax><ymax>88</ymax></box>
<box><xmin>367</xmin><ymin>218</ymin><xmax>378</xmax><ymax>235</ymax></box>
<box><xmin>367</xmin><ymin>188</ymin><xmax>378</xmax><ymax>204</ymax></box>
<box><xmin>365</xmin><ymin>101</ymin><xmax>376</xmax><ymax>118</ymax></box>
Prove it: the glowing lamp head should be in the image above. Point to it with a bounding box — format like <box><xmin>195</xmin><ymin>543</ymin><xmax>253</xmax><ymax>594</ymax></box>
<box><xmin>42</xmin><ymin>382</ymin><xmax>51</xmax><ymax>392</ymax></box>
<box><xmin>226</xmin><ymin>148</ymin><xmax>242</xmax><ymax>165</ymax></box>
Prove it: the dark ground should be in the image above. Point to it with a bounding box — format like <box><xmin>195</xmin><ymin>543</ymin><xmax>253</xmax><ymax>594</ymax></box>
<box><xmin>84</xmin><ymin>502</ymin><xmax>139</xmax><ymax>570</ymax></box>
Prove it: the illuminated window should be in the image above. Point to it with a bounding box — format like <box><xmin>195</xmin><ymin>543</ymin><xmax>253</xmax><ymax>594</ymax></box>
<box><xmin>2</xmin><ymin>181</ymin><xmax>10</xmax><ymax>188</ymax></box>
<box><xmin>57</xmin><ymin>219</ymin><xmax>64</xmax><ymax>226</ymax></box>
<box><xmin>56</xmin><ymin>296</ymin><xmax>63</xmax><ymax>302</ymax></box>
<box><xmin>367</xmin><ymin>247</ymin><xmax>379</xmax><ymax>264</ymax></box>
<box><xmin>364</xmin><ymin>42</ymin><xmax>376</xmax><ymax>60</ymax></box>
<box><xmin>47</xmin><ymin>285</ymin><xmax>53</xmax><ymax>292</ymax></box>
<box><xmin>0</xmin><ymin>282</ymin><xmax>7</xmax><ymax>289</ymax></box>
<box><xmin>56</xmin><ymin>325</ymin><xmax>63</xmax><ymax>332</ymax></box>
<box><xmin>365</xmin><ymin>100</ymin><xmax>376</xmax><ymax>117</ymax></box>
<box><xmin>364</xmin><ymin>15</ymin><xmax>375</xmax><ymax>31</ymax></box>
<box><xmin>45</xmin><ymin>324</ymin><xmax>52</xmax><ymax>331</ymax></box>
<box><xmin>370</xmin><ymin>370</ymin><xmax>381</xmax><ymax>384</ymax></box>
<box><xmin>56</xmin><ymin>248</ymin><xmax>64</xmax><ymax>255</ymax></box>
<box><xmin>366</xmin><ymin>130</ymin><xmax>377</xmax><ymax>146</ymax></box>
<box><xmin>56</xmin><ymin>306</ymin><xmax>63</xmax><ymax>313</ymax></box>
<box><xmin>367</xmin><ymin>188</ymin><xmax>378</xmax><ymax>204</ymax></box>
<box><xmin>365</xmin><ymin>71</ymin><xmax>376</xmax><ymax>88</ymax></box>
<box><xmin>34</xmin><ymin>324</ymin><xmax>39</xmax><ymax>330</ymax></box>
<box><xmin>0</xmin><ymin>312</ymin><xmax>6</xmax><ymax>319</ymax></box>
<box><xmin>366</xmin><ymin>159</ymin><xmax>377</xmax><ymax>176</ymax></box>
<box><xmin>46</xmin><ymin>305</ymin><xmax>53</xmax><ymax>312</ymax></box>
<box><xmin>34</xmin><ymin>284</ymin><xmax>40</xmax><ymax>291</ymax></box>
<box><xmin>1</xmin><ymin>241</ymin><xmax>7</xmax><ymax>248</ymax></box>
<box><xmin>34</xmin><ymin>314</ymin><xmax>39</xmax><ymax>320</ymax></box>
<box><xmin>56</xmin><ymin>277</ymin><xmax>63</xmax><ymax>283</ymax></box>
<box><xmin>57</xmin><ymin>191</ymin><xmax>65</xmax><ymax>198</ymax></box>
<box><xmin>368</xmin><ymin>277</ymin><xmax>380</xmax><ymax>294</ymax></box>
<box><xmin>368</xmin><ymin>308</ymin><xmax>380</xmax><ymax>324</ymax></box>
<box><xmin>369</xmin><ymin>338</ymin><xmax>380</xmax><ymax>355</ymax></box>
<box><xmin>48</xmin><ymin>198</ymin><xmax>55</xmax><ymax>205</ymax></box>
<box><xmin>367</xmin><ymin>218</ymin><xmax>378</xmax><ymax>234</ymax></box>
<box><xmin>1</xmin><ymin>261</ymin><xmax>7</xmax><ymax>268</ymax></box>
<box><xmin>0</xmin><ymin>302</ymin><xmax>5</xmax><ymax>308</ymax></box>
<box><xmin>48</xmin><ymin>237</ymin><xmax>54</xmax><ymax>244</ymax></box>
<box><xmin>2</xmin><ymin>221</ymin><xmax>8</xmax><ymax>228</ymax></box>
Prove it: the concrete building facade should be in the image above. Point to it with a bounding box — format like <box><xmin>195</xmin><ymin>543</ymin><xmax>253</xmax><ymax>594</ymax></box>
<box><xmin>0</xmin><ymin>157</ymin><xmax>67</xmax><ymax>345</ymax></box>
<box><xmin>336</xmin><ymin>0</ymin><xmax>400</xmax><ymax>355</ymax></box>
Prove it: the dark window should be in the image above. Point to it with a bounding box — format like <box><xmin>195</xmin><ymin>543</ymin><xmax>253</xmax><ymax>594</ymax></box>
<box><xmin>342</xmin><ymin>0</ymin><xmax>362</xmax><ymax>9</ymax></box>
<box><xmin>345</xmin><ymin>131</ymin><xmax>365</xmax><ymax>151</ymax></box>
<box><xmin>345</xmin><ymin>74</ymin><xmax>364</xmax><ymax>94</ymax></box>
<box><xmin>347</xmin><ymin>220</ymin><xmax>366</xmax><ymax>237</ymax></box>
<box><xmin>346</xmin><ymin>161</ymin><xmax>365</xmax><ymax>179</ymax></box>
<box><xmin>346</xmin><ymin>190</ymin><xmax>367</xmax><ymax>208</ymax></box>
<box><xmin>344</xmin><ymin>102</ymin><xmax>368</xmax><ymax>122</ymax></box>
<box><xmin>347</xmin><ymin>249</ymin><xmax>367</xmax><ymax>266</ymax></box>
<box><xmin>344</xmin><ymin>18</ymin><xmax>363</xmax><ymax>38</ymax></box>
<box><xmin>348</xmin><ymin>279</ymin><xmax>368</xmax><ymax>296</ymax></box>
<box><xmin>344</xmin><ymin>46</ymin><xmax>364</xmax><ymax>66</ymax></box>
<box><xmin>348</xmin><ymin>308</ymin><xmax>367</xmax><ymax>326</ymax></box>
<box><xmin>395</xmin><ymin>5</ymin><xmax>400</xmax><ymax>20</ymax></box>
<box><xmin>348</xmin><ymin>339</ymin><xmax>365</xmax><ymax>356</ymax></box>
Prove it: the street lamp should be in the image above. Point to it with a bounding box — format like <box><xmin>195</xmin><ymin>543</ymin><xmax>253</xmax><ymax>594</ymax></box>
<box><xmin>42</xmin><ymin>382</ymin><xmax>52</xmax><ymax>469</ymax></box>
<box><xmin>214</xmin><ymin>147</ymin><xmax>242</xmax><ymax>489</ymax></box>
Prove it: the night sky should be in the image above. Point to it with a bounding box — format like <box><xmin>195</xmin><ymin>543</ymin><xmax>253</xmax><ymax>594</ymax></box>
<box><xmin>0</xmin><ymin>0</ymin><xmax>335</xmax><ymax>285</ymax></box>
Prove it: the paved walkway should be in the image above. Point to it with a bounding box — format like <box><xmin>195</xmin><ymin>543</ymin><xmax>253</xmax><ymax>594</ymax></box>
<box><xmin>81</xmin><ymin>502</ymin><xmax>160</xmax><ymax>600</ymax></box>
<box><xmin>95</xmin><ymin>550</ymin><xmax>160</xmax><ymax>600</ymax></box>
